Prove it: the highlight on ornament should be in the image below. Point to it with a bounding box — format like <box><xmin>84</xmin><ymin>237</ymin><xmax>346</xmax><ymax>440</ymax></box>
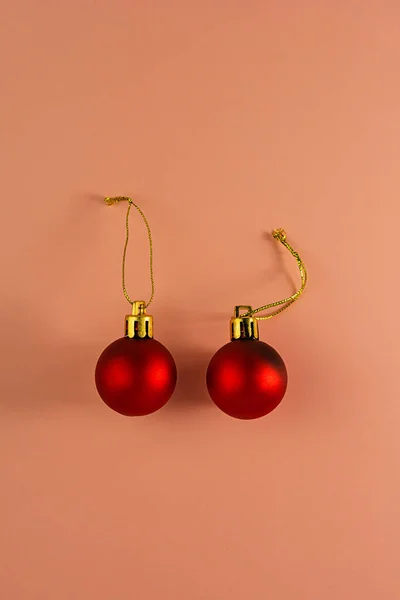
<box><xmin>95</xmin><ymin>197</ymin><xmax>177</xmax><ymax>416</ymax></box>
<box><xmin>206</xmin><ymin>228</ymin><xmax>307</xmax><ymax>420</ymax></box>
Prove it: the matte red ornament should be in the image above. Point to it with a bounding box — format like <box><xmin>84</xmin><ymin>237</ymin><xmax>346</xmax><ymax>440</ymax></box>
<box><xmin>207</xmin><ymin>338</ymin><xmax>287</xmax><ymax>420</ymax></box>
<box><xmin>96</xmin><ymin>336</ymin><xmax>177</xmax><ymax>416</ymax></box>
<box><xmin>206</xmin><ymin>305</ymin><xmax>288</xmax><ymax>420</ymax></box>
<box><xmin>96</xmin><ymin>197</ymin><xmax>177</xmax><ymax>416</ymax></box>
<box><xmin>206</xmin><ymin>229</ymin><xmax>307</xmax><ymax>420</ymax></box>
<box><xmin>96</xmin><ymin>300</ymin><xmax>176</xmax><ymax>416</ymax></box>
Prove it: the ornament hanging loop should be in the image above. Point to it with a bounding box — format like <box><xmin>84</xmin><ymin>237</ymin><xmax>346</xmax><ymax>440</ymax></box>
<box><xmin>240</xmin><ymin>228</ymin><xmax>308</xmax><ymax>321</ymax></box>
<box><xmin>104</xmin><ymin>196</ymin><xmax>155</xmax><ymax>309</ymax></box>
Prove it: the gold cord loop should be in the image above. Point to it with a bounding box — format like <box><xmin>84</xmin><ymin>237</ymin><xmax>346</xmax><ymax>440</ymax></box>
<box><xmin>104</xmin><ymin>196</ymin><xmax>155</xmax><ymax>308</ymax></box>
<box><xmin>242</xmin><ymin>228</ymin><xmax>307</xmax><ymax>321</ymax></box>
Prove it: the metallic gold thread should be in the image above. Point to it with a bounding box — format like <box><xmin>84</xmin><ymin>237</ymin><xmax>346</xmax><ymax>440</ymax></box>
<box><xmin>241</xmin><ymin>229</ymin><xmax>307</xmax><ymax>321</ymax></box>
<box><xmin>104</xmin><ymin>196</ymin><xmax>155</xmax><ymax>308</ymax></box>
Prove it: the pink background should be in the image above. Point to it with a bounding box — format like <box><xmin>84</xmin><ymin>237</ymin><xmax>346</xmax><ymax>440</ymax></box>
<box><xmin>1</xmin><ymin>1</ymin><xmax>399</xmax><ymax>598</ymax></box>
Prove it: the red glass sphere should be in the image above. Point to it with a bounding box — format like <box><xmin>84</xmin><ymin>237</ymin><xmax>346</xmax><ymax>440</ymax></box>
<box><xmin>95</xmin><ymin>337</ymin><xmax>177</xmax><ymax>416</ymax></box>
<box><xmin>206</xmin><ymin>339</ymin><xmax>287</xmax><ymax>420</ymax></box>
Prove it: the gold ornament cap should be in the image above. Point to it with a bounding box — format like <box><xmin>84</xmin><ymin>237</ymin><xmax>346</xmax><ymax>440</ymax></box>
<box><xmin>125</xmin><ymin>301</ymin><xmax>153</xmax><ymax>339</ymax></box>
<box><xmin>230</xmin><ymin>306</ymin><xmax>259</xmax><ymax>341</ymax></box>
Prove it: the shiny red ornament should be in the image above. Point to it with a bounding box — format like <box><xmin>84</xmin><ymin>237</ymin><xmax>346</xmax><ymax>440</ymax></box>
<box><xmin>95</xmin><ymin>337</ymin><xmax>177</xmax><ymax>416</ymax></box>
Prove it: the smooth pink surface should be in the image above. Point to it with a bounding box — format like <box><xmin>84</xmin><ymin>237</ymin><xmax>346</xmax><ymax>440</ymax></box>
<box><xmin>0</xmin><ymin>1</ymin><xmax>399</xmax><ymax>598</ymax></box>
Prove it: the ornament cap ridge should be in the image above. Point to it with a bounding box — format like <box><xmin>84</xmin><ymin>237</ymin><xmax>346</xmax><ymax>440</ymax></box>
<box><xmin>125</xmin><ymin>300</ymin><xmax>153</xmax><ymax>338</ymax></box>
<box><xmin>230</xmin><ymin>306</ymin><xmax>259</xmax><ymax>341</ymax></box>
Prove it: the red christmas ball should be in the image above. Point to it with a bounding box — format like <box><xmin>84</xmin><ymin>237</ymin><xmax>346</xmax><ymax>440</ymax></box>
<box><xmin>206</xmin><ymin>339</ymin><xmax>287</xmax><ymax>420</ymax></box>
<box><xmin>95</xmin><ymin>337</ymin><xmax>177</xmax><ymax>416</ymax></box>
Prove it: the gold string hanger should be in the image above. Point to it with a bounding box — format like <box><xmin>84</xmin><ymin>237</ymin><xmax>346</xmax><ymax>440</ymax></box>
<box><xmin>241</xmin><ymin>228</ymin><xmax>308</xmax><ymax>321</ymax></box>
<box><xmin>104</xmin><ymin>196</ymin><xmax>154</xmax><ymax>308</ymax></box>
